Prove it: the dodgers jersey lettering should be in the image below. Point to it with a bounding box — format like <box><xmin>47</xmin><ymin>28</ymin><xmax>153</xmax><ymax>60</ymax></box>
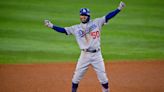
<box><xmin>65</xmin><ymin>16</ymin><xmax>106</xmax><ymax>49</ymax></box>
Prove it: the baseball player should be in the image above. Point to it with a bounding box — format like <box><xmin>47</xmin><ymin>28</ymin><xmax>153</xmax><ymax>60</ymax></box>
<box><xmin>44</xmin><ymin>1</ymin><xmax>125</xmax><ymax>92</ymax></box>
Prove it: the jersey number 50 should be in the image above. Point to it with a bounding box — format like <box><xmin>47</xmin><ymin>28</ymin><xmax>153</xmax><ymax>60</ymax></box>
<box><xmin>90</xmin><ymin>31</ymin><xmax>100</xmax><ymax>39</ymax></box>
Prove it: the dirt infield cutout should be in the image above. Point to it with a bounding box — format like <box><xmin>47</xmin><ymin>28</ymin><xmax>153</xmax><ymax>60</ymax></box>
<box><xmin>0</xmin><ymin>61</ymin><xmax>164</xmax><ymax>92</ymax></box>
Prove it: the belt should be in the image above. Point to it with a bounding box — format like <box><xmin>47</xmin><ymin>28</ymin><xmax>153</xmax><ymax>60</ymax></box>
<box><xmin>82</xmin><ymin>48</ymin><xmax>100</xmax><ymax>53</ymax></box>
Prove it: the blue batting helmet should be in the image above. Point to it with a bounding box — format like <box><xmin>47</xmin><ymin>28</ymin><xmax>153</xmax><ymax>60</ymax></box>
<box><xmin>80</xmin><ymin>8</ymin><xmax>90</xmax><ymax>16</ymax></box>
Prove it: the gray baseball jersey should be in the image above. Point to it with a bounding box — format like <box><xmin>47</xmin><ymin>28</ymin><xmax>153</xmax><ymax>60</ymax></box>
<box><xmin>65</xmin><ymin>16</ymin><xmax>106</xmax><ymax>50</ymax></box>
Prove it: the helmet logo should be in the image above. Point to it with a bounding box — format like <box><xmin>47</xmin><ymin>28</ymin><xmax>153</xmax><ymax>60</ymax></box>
<box><xmin>83</xmin><ymin>9</ymin><xmax>86</xmax><ymax>13</ymax></box>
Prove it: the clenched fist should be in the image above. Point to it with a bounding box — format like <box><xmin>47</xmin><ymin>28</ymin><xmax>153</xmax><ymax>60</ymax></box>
<box><xmin>118</xmin><ymin>1</ymin><xmax>125</xmax><ymax>10</ymax></box>
<box><xmin>44</xmin><ymin>20</ymin><xmax>53</xmax><ymax>28</ymax></box>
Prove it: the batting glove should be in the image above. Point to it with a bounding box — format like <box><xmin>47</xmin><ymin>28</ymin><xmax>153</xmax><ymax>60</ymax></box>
<box><xmin>44</xmin><ymin>20</ymin><xmax>53</xmax><ymax>28</ymax></box>
<box><xmin>118</xmin><ymin>1</ymin><xmax>125</xmax><ymax>10</ymax></box>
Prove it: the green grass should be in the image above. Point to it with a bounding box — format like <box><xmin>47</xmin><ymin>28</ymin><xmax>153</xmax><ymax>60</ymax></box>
<box><xmin>0</xmin><ymin>0</ymin><xmax>164</xmax><ymax>64</ymax></box>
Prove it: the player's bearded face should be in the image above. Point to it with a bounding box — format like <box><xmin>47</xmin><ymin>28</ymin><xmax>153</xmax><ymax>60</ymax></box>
<box><xmin>80</xmin><ymin>15</ymin><xmax>88</xmax><ymax>23</ymax></box>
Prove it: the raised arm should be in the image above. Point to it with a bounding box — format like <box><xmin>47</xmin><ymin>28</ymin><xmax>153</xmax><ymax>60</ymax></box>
<box><xmin>44</xmin><ymin>20</ymin><xmax>67</xmax><ymax>34</ymax></box>
<box><xmin>105</xmin><ymin>1</ymin><xmax>125</xmax><ymax>22</ymax></box>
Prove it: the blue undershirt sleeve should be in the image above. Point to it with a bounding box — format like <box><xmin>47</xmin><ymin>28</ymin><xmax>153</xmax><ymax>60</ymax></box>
<box><xmin>105</xmin><ymin>9</ymin><xmax>120</xmax><ymax>23</ymax></box>
<box><xmin>52</xmin><ymin>25</ymin><xmax>67</xmax><ymax>34</ymax></box>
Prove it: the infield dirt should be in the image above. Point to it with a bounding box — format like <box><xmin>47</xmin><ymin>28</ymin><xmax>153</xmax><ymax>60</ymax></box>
<box><xmin>0</xmin><ymin>61</ymin><xmax>164</xmax><ymax>92</ymax></box>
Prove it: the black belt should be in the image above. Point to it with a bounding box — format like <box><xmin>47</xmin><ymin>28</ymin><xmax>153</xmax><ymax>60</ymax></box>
<box><xmin>82</xmin><ymin>48</ymin><xmax>100</xmax><ymax>53</ymax></box>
